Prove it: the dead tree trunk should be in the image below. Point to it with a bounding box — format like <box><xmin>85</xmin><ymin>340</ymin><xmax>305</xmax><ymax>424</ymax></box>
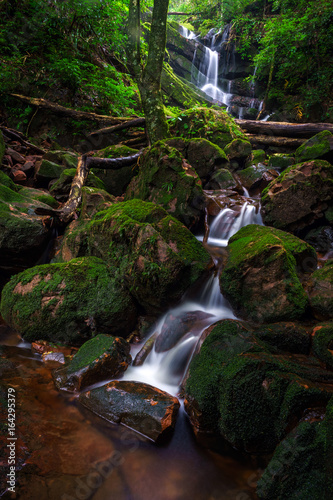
<box><xmin>235</xmin><ymin>119</ymin><xmax>333</xmax><ymax>138</ymax></box>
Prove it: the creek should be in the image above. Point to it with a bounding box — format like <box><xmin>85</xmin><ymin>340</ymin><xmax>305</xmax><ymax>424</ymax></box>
<box><xmin>0</xmin><ymin>192</ymin><xmax>262</xmax><ymax>499</ymax></box>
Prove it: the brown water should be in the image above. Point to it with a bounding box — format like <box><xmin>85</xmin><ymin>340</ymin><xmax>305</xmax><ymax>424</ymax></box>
<box><xmin>0</xmin><ymin>324</ymin><xmax>259</xmax><ymax>500</ymax></box>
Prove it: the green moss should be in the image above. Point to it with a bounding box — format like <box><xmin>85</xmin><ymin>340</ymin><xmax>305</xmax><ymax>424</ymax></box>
<box><xmin>295</xmin><ymin>130</ymin><xmax>333</xmax><ymax>163</ymax></box>
<box><xmin>268</xmin><ymin>153</ymin><xmax>295</xmax><ymax>171</ymax></box>
<box><xmin>68</xmin><ymin>334</ymin><xmax>117</xmax><ymax>373</ymax></box>
<box><xmin>37</xmin><ymin>159</ymin><xmax>65</xmax><ymax>181</ymax></box>
<box><xmin>19</xmin><ymin>187</ymin><xmax>59</xmax><ymax>208</ymax></box>
<box><xmin>224</xmin><ymin>139</ymin><xmax>252</xmax><ymax>159</ymax></box>
<box><xmin>94</xmin><ymin>145</ymin><xmax>139</xmax><ymax>159</ymax></box>
<box><xmin>0</xmin><ymin>170</ymin><xmax>20</xmax><ymax>192</ymax></box>
<box><xmin>312</xmin><ymin>323</ymin><xmax>333</xmax><ymax>369</ymax></box>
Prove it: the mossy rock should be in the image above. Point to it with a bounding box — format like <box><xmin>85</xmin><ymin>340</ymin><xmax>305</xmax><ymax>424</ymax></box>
<box><xmin>254</xmin><ymin>322</ymin><xmax>311</xmax><ymax>355</ymax></box>
<box><xmin>80</xmin><ymin>186</ymin><xmax>115</xmax><ymax>219</ymax></box>
<box><xmin>0</xmin><ymin>170</ymin><xmax>19</xmax><ymax>191</ymax></box>
<box><xmin>224</xmin><ymin>139</ymin><xmax>252</xmax><ymax>162</ymax></box>
<box><xmin>268</xmin><ymin>153</ymin><xmax>295</xmax><ymax>171</ymax></box>
<box><xmin>53</xmin><ymin>334</ymin><xmax>131</xmax><ymax>392</ymax></box>
<box><xmin>19</xmin><ymin>186</ymin><xmax>59</xmax><ymax>209</ymax></box>
<box><xmin>185</xmin><ymin>319</ymin><xmax>333</xmax><ymax>454</ymax></box>
<box><xmin>220</xmin><ymin>224</ymin><xmax>317</xmax><ymax>323</ymax></box>
<box><xmin>256</xmin><ymin>414</ymin><xmax>333</xmax><ymax>500</ymax></box>
<box><xmin>92</xmin><ymin>145</ymin><xmax>139</xmax><ymax>196</ymax></box>
<box><xmin>261</xmin><ymin>160</ymin><xmax>333</xmax><ymax>232</ymax></box>
<box><xmin>308</xmin><ymin>261</ymin><xmax>333</xmax><ymax>320</ymax></box>
<box><xmin>206</xmin><ymin>168</ymin><xmax>237</xmax><ymax>190</ymax></box>
<box><xmin>43</xmin><ymin>150</ymin><xmax>78</xmax><ymax>170</ymax></box>
<box><xmin>35</xmin><ymin>159</ymin><xmax>66</xmax><ymax>187</ymax></box>
<box><xmin>125</xmin><ymin>142</ymin><xmax>205</xmax><ymax>228</ymax></box>
<box><xmin>162</xmin><ymin>62</ymin><xmax>208</xmax><ymax>108</ymax></box>
<box><xmin>0</xmin><ymin>131</ymin><xmax>5</xmax><ymax>166</ymax></box>
<box><xmin>57</xmin><ymin>199</ymin><xmax>210</xmax><ymax>314</ymax></box>
<box><xmin>0</xmin><ymin>182</ymin><xmax>51</xmax><ymax>268</ymax></box>
<box><xmin>245</xmin><ymin>149</ymin><xmax>266</xmax><ymax>168</ymax></box>
<box><xmin>169</xmin><ymin>107</ymin><xmax>248</xmax><ymax>150</ymax></box>
<box><xmin>0</xmin><ymin>256</ymin><xmax>137</xmax><ymax>344</ymax></box>
<box><xmin>237</xmin><ymin>163</ymin><xmax>277</xmax><ymax>192</ymax></box>
<box><xmin>312</xmin><ymin>323</ymin><xmax>333</xmax><ymax>370</ymax></box>
<box><xmin>50</xmin><ymin>168</ymin><xmax>106</xmax><ymax>201</ymax></box>
<box><xmin>295</xmin><ymin>130</ymin><xmax>333</xmax><ymax>163</ymax></box>
<box><xmin>304</xmin><ymin>226</ymin><xmax>333</xmax><ymax>253</ymax></box>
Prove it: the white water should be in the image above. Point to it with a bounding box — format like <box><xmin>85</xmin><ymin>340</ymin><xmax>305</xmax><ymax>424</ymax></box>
<box><xmin>122</xmin><ymin>201</ymin><xmax>262</xmax><ymax>396</ymax></box>
<box><xmin>179</xmin><ymin>25</ymin><xmax>197</xmax><ymax>40</ymax></box>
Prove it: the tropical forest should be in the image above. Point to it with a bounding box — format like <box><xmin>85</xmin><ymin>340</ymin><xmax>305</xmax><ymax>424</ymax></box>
<box><xmin>0</xmin><ymin>0</ymin><xmax>333</xmax><ymax>498</ymax></box>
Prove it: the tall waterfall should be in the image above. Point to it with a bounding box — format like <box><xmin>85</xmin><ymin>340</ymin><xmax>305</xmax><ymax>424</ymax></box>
<box><xmin>121</xmin><ymin>200</ymin><xmax>262</xmax><ymax>396</ymax></box>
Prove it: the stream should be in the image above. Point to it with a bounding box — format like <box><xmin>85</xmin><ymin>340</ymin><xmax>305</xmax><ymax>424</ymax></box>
<box><xmin>0</xmin><ymin>193</ymin><xmax>262</xmax><ymax>499</ymax></box>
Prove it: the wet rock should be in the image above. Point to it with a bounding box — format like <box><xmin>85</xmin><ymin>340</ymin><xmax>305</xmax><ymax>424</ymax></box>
<box><xmin>184</xmin><ymin>139</ymin><xmax>228</xmax><ymax>181</ymax></box>
<box><xmin>312</xmin><ymin>323</ymin><xmax>333</xmax><ymax>370</ymax></box>
<box><xmin>0</xmin><ymin>256</ymin><xmax>137</xmax><ymax>344</ymax></box>
<box><xmin>0</xmin><ymin>172</ymin><xmax>51</xmax><ymax>268</ymax></box>
<box><xmin>170</xmin><ymin>107</ymin><xmax>248</xmax><ymax>150</ymax></box>
<box><xmin>184</xmin><ymin>319</ymin><xmax>333</xmax><ymax>454</ymax></box>
<box><xmin>268</xmin><ymin>153</ymin><xmax>295</xmax><ymax>171</ymax></box>
<box><xmin>308</xmin><ymin>261</ymin><xmax>333</xmax><ymax>319</ymax></box>
<box><xmin>224</xmin><ymin>139</ymin><xmax>252</xmax><ymax>164</ymax></box>
<box><xmin>57</xmin><ymin>200</ymin><xmax>210</xmax><ymax>315</ymax></box>
<box><xmin>133</xmin><ymin>332</ymin><xmax>158</xmax><ymax>366</ymax></box>
<box><xmin>254</xmin><ymin>322</ymin><xmax>311</xmax><ymax>355</ymax></box>
<box><xmin>50</xmin><ymin>168</ymin><xmax>106</xmax><ymax>201</ymax></box>
<box><xmin>92</xmin><ymin>145</ymin><xmax>139</xmax><ymax>196</ymax></box>
<box><xmin>155</xmin><ymin>310</ymin><xmax>215</xmax><ymax>353</ymax></box>
<box><xmin>220</xmin><ymin>224</ymin><xmax>317</xmax><ymax>323</ymax></box>
<box><xmin>53</xmin><ymin>334</ymin><xmax>131</xmax><ymax>392</ymax></box>
<box><xmin>304</xmin><ymin>226</ymin><xmax>333</xmax><ymax>254</ymax></box>
<box><xmin>245</xmin><ymin>149</ymin><xmax>266</xmax><ymax>168</ymax></box>
<box><xmin>125</xmin><ymin>142</ymin><xmax>204</xmax><ymax>228</ymax></box>
<box><xmin>10</xmin><ymin>168</ymin><xmax>27</xmax><ymax>184</ymax></box>
<box><xmin>295</xmin><ymin>130</ymin><xmax>333</xmax><ymax>163</ymax></box>
<box><xmin>31</xmin><ymin>340</ymin><xmax>78</xmax><ymax>357</ymax></box>
<box><xmin>205</xmin><ymin>168</ymin><xmax>237</xmax><ymax>190</ymax></box>
<box><xmin>43</xmin><ymin>352</ymin><xmax>65</xmax><ymax>364</ymax></box>
<box><xmin>256</xmin><ymin>412</ymin><xmax>333</xmax><ymax>500</ymax></box>
<box><xmin>80</xmin><ymin>186</ymin><xmax>115</xmax><ymax>218</ymax></box>
<box><xmin>79</xmin><ymin>380</ymin><xmax>180</xmax><ymax>442</ymax></box>
<box><xmin>261</xmin><ymin>160</ymin><xmax>333</xmax><ymax>233</ymax></box>
<box><xmin>237</xmin><ymin>163</ymin><xmax>278</xmax><ymax>191</ymax></box>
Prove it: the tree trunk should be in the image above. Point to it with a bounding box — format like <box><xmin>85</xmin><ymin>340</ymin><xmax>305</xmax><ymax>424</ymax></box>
<box><xmin>235</xmin><ymin>119</ymin><xmax>333</xmax><ymax>138</ymax></box>
<box><xmin>246</xmin><ymin>134</ymin><xmax>306</xmax><ymax>148</ymax></box>
<box><xmin>127</xmin><ymin>0</ymin><xmax>170</xmax><ymax>144</ymax></box>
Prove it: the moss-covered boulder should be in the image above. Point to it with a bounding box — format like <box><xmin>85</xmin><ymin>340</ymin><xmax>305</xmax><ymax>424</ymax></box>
<box><xmin>224</xmin><ymin>138</ymin><xmax>252</xmax><ymax>163</ymax></box>
<box><xmin>205</xmin><ymin>168</ymin><xmax>237</xmax><ymax>190</ymax></box>
<box><xmin>80</xmin><ymin>186</ymin><xmax>115</xmax><ymax>219</ymax></box>
<box><xmin>0</xmin><ymin>257</ymin><xmax>137</xmax><ymax>344</ymax></box>
<box><xmin>308</xmin><ymin>261</ymin><xmax>333</xmax><ymax>320</ymax></box>
<box><xmin>184</xmin><ymin>319</ymin><xmax>333</xmax><ymax>454</ymax></box>
<box><xmin>57</xmin><ymin>199</ymin><xmax>210</xmax><ymax>314</ymax></box>
<box><xmin>254</xmin><ymin>322</ymin><xmax>311</xmax><ymax>355</ymax></box>
<box><xmin>268</xmin><ymin>153</ymin><xmax>295</xmax><ymax>171</ymax></box>
<box><xmin>79</xmin><ymin>380</ymin><xmax>180</xmax><ymax>442</ymax></box>
<box><xmin>237</xmin><ymin>163</ymin><xmax>278</xmax><ymax>192</ymax></box>
<box><xmin>35</xmin><ymin>159</ymin><xmax>66</xmax><ymax>187</ymax></box>
<box><xmin>53</xmin><ymin>334</ymin><xmax>131</xmax><ymax>392</ymax></box>
<box><xmin>19</xmin><ymin>186</ymin><xmax>59</xmax><ymax>209</ymax></box>
<box><xmin>295</xmin><ymin>130</ymin><xmax>333</xmax><ymax>163</ymax></box>
<box><xmin>261</xmin><ymin>160</ymin><xmax>333</xmax><ymax>233</ymax></box>
<box><xmin>312</xmin><ymin>323</ymin><xmax>333</xmax><ymax>370</ymax></box>
<box><xmin>220</xmin><ymin>225</ymin><xmax>317</xmax><ymax>323</ymax></box>
<box><xmin>169</xmin><ymin>107</ymin><xmax>248</xmax><ymax>150</ymax></box>
<box><xmin>50</xmin><ymin>168</ymin><xmax>106</xmax><ymax>201</ymax></box>
<box><xmin>92</xmin><ymin>145</ymin><xmax>139</xmax><ymax>196</ymax></box>
<box><xmin>0</xmin><ymin>175</ymin><xmax>52</xmax><ymax>268</ymax></box>
<box><xmin>245</xmin><ymin>149</ymin><xmax>266</xmax><ymax>168</ymax></box>
<box><xmin>43</xmin><ymin>150</ymin><xmax>78</xmax><ymax>170</ymax></box>
<box><xmin>0</xmin><ymin>131</ymin><xmax>5</xmax><ymax>166</ymax></box>
<box><xmin>125</xmin><ymin>143</ymin><xmax>204</xmax><ymax>228</ymax></box>
<box><xmin>256</xmin><ymin>411</ymin><xmax>333</xmax><ymax>500</ymax></box>
<box><xmin>162</xmin><ymin>62</ymin><xmax>208</xmax><ymax>108</ymax></box>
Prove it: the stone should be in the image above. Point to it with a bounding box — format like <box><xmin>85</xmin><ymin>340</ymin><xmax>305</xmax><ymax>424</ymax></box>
<box><xmin>43</xmin><ymin>150</ymin><xmax>78</xmax><ymax>169</ymax></box>
<box><xmin>295</xmin><ymin>130</ymin><xmax>333</xmax><ymax>163</ymax></box>
<box><xmin>125</xmin><ymin>142</ymin><xmax>205</xmax><ymax>228</ymax></box>
<box><xmin>312</xmin><ymin>323</ymin><xmax>333</xmax><ymax>370</ymax></box>
<box><xmin>53</xmin><ymin>334</ymin><xmax>131</xmax><ymax>392</ymax></box>
<box><xmin>205</xmin><ymin>168</ymin><xmax>237</xmax><ymax>190</ymax></box>
<box><xmin>80</xmin><ymin>186</ymin><xmax>115</xmax><ymax>219</ymax></box>
<box><xmin>268</xmin><ymin>153</ymin><xmax>295</xmax><ymax>171</ymax></box>
<box><xmin>254</xmin><ymin>322</ymin><xmax>311</xmax><ymax>355</ymax></box>
<box><xmin>224</xmin><ymin>138</ymin><xmax>252</xmax><ymax>163</ymax></box>
<box><xmin>308</xmin><ymin>261</ymin><xmax>333</xmax><ymax>319</ymax></box>
<box><xmin>35</xmin><ymin>159</ymin><xmax>66</xmax><ymax>187</ymax></box>
<box><xmin>261</xmin><ymin>160</ymin><xmax>333</xmax><ymax>233</ymax></box>
<box><xmin>50</xmin><ymin>168</ymin><xmax>106</xmax><ymax>201</ymax></box>
<box><xmin>184</xmin><ymin>319</ymin><xmax>333</xmax><ymax>454</ymax></box>
<box><xmin>0</xmin><ymin>256</ymin><xmax>137</xmax><ymax>344</ymax></box>
<box><xmin>237</xmin><ymin>163</ymin><xmax>278</xmax><ymax>192</ymax></box>
<box><xmin>220</xmin><ymin>224</ymin><xmax>317</xmax><ymax>323</ymax></box>
<box><xmin>57</xmin><ymin>200</ymin><xmax>210</xmax><ymax>315</ymax></box>
<box><xmin>245</xmin><ymin>149</ymin><xmax>266</xmax><ymax>168</ymax></box>
<box><xmin>10</xmin><ymin>169</ymin><xmax>27</xmax><ymax>184</ymax></box>
<box><xmin>0</xmin><ymin>130</ymin><xmax>5</xmax><ymax>166</ymax></box>
<box><xmin>79</xmin><ymin>380</ymin><xmax>180</xmax><ymax>442</ymax></box>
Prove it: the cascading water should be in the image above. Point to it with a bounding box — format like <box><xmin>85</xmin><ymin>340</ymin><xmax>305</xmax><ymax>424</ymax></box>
<box><xmin>121</xmin><ymin>199</ymin><xmax>262</xmax><ymax>396</ymax></box>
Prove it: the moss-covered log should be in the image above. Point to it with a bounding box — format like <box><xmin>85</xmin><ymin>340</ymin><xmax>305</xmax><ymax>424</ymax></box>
<box><xmin>235</xmin><ymin>119</ymin><xmax>333</xmax><ymax>138</ymax></box>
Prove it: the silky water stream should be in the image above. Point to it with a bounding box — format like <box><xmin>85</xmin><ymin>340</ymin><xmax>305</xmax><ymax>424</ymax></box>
<box><xmin>0</xmin><ymin>196</ymin><xmax>262</xmax><ymax>500</ymax></box>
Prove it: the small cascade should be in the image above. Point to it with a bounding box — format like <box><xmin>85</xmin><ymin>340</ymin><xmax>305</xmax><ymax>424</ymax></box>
<box><xmin>179</xmin><ymin>25</ymin><xmax>197</xmax><ymax>40</ymax></box>
<box><xmin>122</xmin><ymin>198</ymin><xmax>262</xmax><ymax>396</ymax></box>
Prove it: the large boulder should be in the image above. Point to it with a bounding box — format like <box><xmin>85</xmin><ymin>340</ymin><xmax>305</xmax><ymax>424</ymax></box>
<box><xmin>312</xmin><ymin>323</ymin><xmax>333</xmax><ymax>370</ymax></box>
<box><xmin>125</xmin><ymin>143</ymin><xmax>204</xmax><ymax>228</ymax></box>
<box><xmin>169</xmin><ymin>107</ymin><xmax>248</xmax><ymax>150</ymax></box>
<box><xmin>295</xmin><ymin>130</ymin><xmax>333</xmax><ymax>164</ymax></box>
<box><xmin>256</xmin><ymin>409</ymin><xmax>333</xmax><ymax>500</ymax></box>
<box><xmin>220</xmin><ymin>224</ymin><xmax>317</xmax><ymax>323</ymax></box>
<box><xmin>53</xmin><ymin>334</ymin><xmax>131</xmax><ymax>392</ymax></box>
<box><xmin>0</xmin><ymin>172</ymin><xmax>52</xmax><ymax>269</ymax></box>
<box><xmin>57</xmin><ymin>199</ymin><xmax>211</xmax><ymax>314</ymax></box>
<box><xmin>184</xmin><ymin>319</ymin><xmax>333</xmax><ymax>454</ymax></box>
<box><xmin>308</xmin><ymin>261</ymin><xmax>333</xmax><ymax>320</ymax></box>
<box><xmin>261</xmin><ymin>160</ymin><xmax>333</xmax><ymax>233</ymax></box>
<box><xmin>0</xmin><ymin>256</ymin><xmax>137</xmax><ymax>344</ymax></box>
<box><xmin>79</xmin><ymin>380</ymin><xmax>180</xmax><ymax>442</ymax></box>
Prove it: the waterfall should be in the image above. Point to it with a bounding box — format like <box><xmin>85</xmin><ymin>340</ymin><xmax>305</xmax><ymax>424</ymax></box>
<box><xmin>121</xmin><ymin>200</ymin><xmax>262</xmax><ymax>396</ymax></box>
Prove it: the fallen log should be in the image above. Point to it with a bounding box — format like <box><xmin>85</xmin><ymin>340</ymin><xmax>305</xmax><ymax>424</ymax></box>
<box><xmin>247</xmin><ymin>134</ymin><xmax>306</xmax><ymax>148</ymax></box>
<box><xmin>9</xmin><ymin>94</ymin><xmax>136</xmax><ymax>125</ymax></box>
<box><xmin>0</xmin><ymin>126</ymin><xmax>46</xmax><ymax>154</ymax></box>
<box><xmin>88</xmin><ymin>118</ymin><xmax>146</xmax><ymax>138</ymax></box>
<box><xmin>85</xmin><ymin>152</ymin><xmax>142</xmax><ymax>170</ymax></box>
<box><xmin>167</xmin><ymin>12</ymin><xmax>194</xmax><ymax>16</ymax></box>
<box><xmin>235</xmin><ymin>119</ymin><xmax>333</xmax><ymax>138</ymax></box>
